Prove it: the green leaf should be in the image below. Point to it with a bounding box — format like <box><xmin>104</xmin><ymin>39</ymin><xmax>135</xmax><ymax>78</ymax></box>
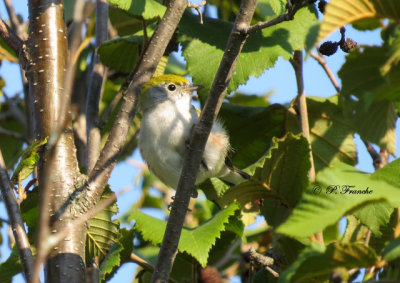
<box><xmin>340</xmin><ymin>46</ymin><xmax>400</xmax><ymax>103</ymax></box>
<box><xmin>353</xmin><ymin>202</ymin><xmax>394</xmax><ymax>237</ymax></box>
<box><xmin>277</xmin><ymin>162</ymin><xmax>400</xmax><ymax>238</ymax></box>
<box><xmin>352</xmin><ymin>18</ymin><xmax>382</xmax><ymax>31</ymax></box>
<box><xmin>98</xmin><ymin>35</ymin><xmax>142</xmax><ymax>73</ymax></box>
<box><xmin>86</xmin><ymin>186</ymin><xmax>119</xmax><ymax>263</ymax></box>
<box><xmin>258</xmin><ymin>134</ymin><xmax>310</xmax><ymax>227</ymax></box>
<box><xmin>339</xmin><ymin>46</ymin><xmax>400</xmax><ymax>154</ymax></box>
<box><xmin>106</xmin><ymin>0</ymin><xmax>166</xmax><ymax>20</ymax></box>
<box><xmin>165</xmin><ymin>54</ymin><xmax>187</xmax><ymax>76</ymax></box>
<box><xmin>226</xmin><ymin>91</ymin><xmax>271</xmax><ymax>107</ymax></box>
<box><xmin>129</xmin><ymin>202</ymin><xmax>241</xmax><ymax>266</ymax></box>
<box><xmin>210</xmin><ymin>134</ymin><xmax>310</xmax><ymax>228</ymax></box>
<box><xmin>279</xmin><ymin>242</ymin><xmax>378</xmax><ymax>282</ymax></box>
<box><xmin>179</xmin><ymin>7</ymin><xmax>317</xmax><ymax>97</ymax></box>
<box><xmin>219</xmin><ymin>103</ymin><xmax>288</xmax><ymax>168</ymax></box>
<box><xmin>306</xmin><ymin>96</ymin><xmax>357</xmax><ymax>172</ymax></box>
<box><xmin>100</xmin><ymin>228</ymin><xmax>135</xmax><ymax>281</ymax></box>
<box><xmin>0</xmin><ymin>102</ymin><xmax>26</xmax><ymax>168</ymax></box>
<box><xmin>0</xmin><ymin>245</ymin><xmax>23</xmax><ymax>281</ymax></box>
<box><xmin>353</xmin><ymin>100</ymin><xmax>396</xmax><ymax>155</ymax></box>
<box><xmin>382</xmin><ymin>237</ymin><xmax>400</xmax><ymax>262</ymax></box>
<box><xmin>99</xmin><ymin>242</ymin><xmax>123</xmax><ymax>281</ymax></box>
<box><xmin>11</xmin><ymin>137</ymin><xmax>48</xmax><ymax>184</ymax></box>
<box><xmin>353</xmin><ymin>159</ymin><xmax>400</xmax><ymax>237</ymax></box>
<box><xmin>108</xmin><ymin>6</ymin><xmax>146</xmax><ymax>36</ymax></box>
<box><xmin>20</xmin><ymin>188</ymin><xmax>40</xmax><ymax>242</ymax></box>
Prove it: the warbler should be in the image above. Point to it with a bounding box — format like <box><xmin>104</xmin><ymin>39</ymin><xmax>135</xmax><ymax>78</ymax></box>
<box><xmin>138</xmin><ymin>74</ymin><xmax>249</xmax><ymax>195</ymax></box>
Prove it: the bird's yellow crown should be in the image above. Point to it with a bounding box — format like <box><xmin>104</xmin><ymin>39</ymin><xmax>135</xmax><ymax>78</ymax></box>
<box><xmin>142</xmin><ymin>74</ymin><xmax>189</xmax><ymax>93</ymax></box>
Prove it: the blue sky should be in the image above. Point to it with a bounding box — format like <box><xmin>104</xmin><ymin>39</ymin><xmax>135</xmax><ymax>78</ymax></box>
<box><xmin>0</xmin><ymin>1</ymin><xmax>397</xmax><ymax>282</ymax></box>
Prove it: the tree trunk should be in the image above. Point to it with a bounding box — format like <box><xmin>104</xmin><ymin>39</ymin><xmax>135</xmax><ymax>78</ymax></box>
<box><xmin>27</xmin><ymin>1</ymin><xmax>87</xmax><ymax>281</ymax></box>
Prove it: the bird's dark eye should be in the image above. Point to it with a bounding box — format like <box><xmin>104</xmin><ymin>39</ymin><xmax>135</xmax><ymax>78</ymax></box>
<box><xmin>168</xmin><ymin>84</ymin><xmax>176</xmax><ymax>91</ymax></box>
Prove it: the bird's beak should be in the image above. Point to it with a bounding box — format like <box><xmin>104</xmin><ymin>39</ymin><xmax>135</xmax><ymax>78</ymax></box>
<box><xmin>185</xmin><ymin>84</ymin><xmax>204</xmax><ymax>92</ymax></box>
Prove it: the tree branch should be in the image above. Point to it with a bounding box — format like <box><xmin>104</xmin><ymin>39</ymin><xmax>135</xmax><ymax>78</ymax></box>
<box><xmin>290</xmin><ymin>51</ymin><xmax>315</xmax><ymax>182</ymax></box>
<box><xmin>86</xmin><ymin>0</ymin><xmax>109</xmax><ymax>173</ymax></box>
<box><xmin>0</xmin><ymin>150</ymin><xmax>34</xmax><ymax>281</ymax></box>
<box><xmin>310</xmin><ymin>51</ymin><xmax>340</xmax><ymax>92</ymax></box>
<box><xmin>245</xmin><ymin>0</ymin><xmax>312</xmax><ymax>34</ymax></box>
<box><xmin>151</xmin><ymin>0</ymin><xmax>258</xmax><ymax>282</ymax></box>
<box><xmin>0</xmin><ymin>18</ymin><xmax>23</xmax><ymax>56</ymax></box>
<box><xmin>81</xmin><ymin>0</ymin><xmax>189</xmax><ymax>215</ymax></box>
<box><xmin>3</xmin><ymin>0</ymin><xmax>25</xmax><ymax>38</ymax></box>
<box><xmin>290</xmin><ymin>51</ymin><xmax>321</xmax><ymax>244</ymax></box>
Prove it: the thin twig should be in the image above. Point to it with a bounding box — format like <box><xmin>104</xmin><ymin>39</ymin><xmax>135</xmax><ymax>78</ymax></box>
<box><xmin>188</xmin><ymin>0</ymin><xmax>206</xmax><ymax>24</ymax></box>
<box><xmin>361</xmin><ymin>138</ymin><xmax>382</xmax><ymax>170</ymax></box>
<box><xmin>290</xmin><ymin>51</ymin><xmax>321</xmax><ymax>244</ymax></box>
<box><xmin>0</xmin><ymin>18</ymin><xmax>23</xmax><ymax>57</ymax></box>
<box><xmin>310</xmin><ymin>51</ymin><xmax>341</xmax><ymax>92</ymax></box>
<box><xmin>130</xmin><ymin>254</ymin><xmax>178</xmax><ymax>283</ymax></box>
<box><xmin>290</xmin><ymin>51</ymin><xmax>316</xmax><ymax>182</ymax></box>
<box><xmin>151</xmin><ymin>0</ymin><xmax>258</xmax><ymax>282</ymax></box>
<box><xmin>245</xmin><ymin>0</ymin><xmax>311</xmax><ymax>34</ymax></box>
<box><xmin>0</xmin><ymin>150</ymin><xmax>34</xmax><ymax>281</ymax></box>
<box><xmin>3</xmin><ymin>0</ymin><xmax>24</xmax><ymax>38</ymax></box>
<box><xmin>214</xmin><ymin>239</ymin><xmax>241</xmax><ymax>269</ymax></box>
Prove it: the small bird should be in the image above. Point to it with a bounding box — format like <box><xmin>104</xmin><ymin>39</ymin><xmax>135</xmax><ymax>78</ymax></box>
<box><xmin>139</xmin><ymin>74</ymin><xmax>249</xmax><ymax>196</ymax></box>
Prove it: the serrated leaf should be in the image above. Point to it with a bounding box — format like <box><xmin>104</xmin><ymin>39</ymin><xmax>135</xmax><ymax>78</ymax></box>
<box><xmin>317</xmin><ymin>0</ymin><xmax>400</xmax><ymax>43</ymax></box>
<box><xmin>100</xmin><ymin>228</ymin><xmax>135</xmax><ymax>281</ymax></box>
<box><xmin>277</xmin><ymin>162</ymin><xmax>400</xmax><ymax>238</ymax></box>
<box><xmin>219</xmin><ymin>103</ymin><xmax>288</xmax><ymax>168</ymax></box>
<box><xmin>306</xmin><ymin>96</ymin><xmax>357</xmax><ymax>172</ymax></box>
<box><xmin>106</xmin><ymin>0</ymin><xmax>166</xmax><ymax>20</ymax></box>
<box><xmin>129</xmin><ymin>202</ymin><xmax>240</xmax><ymax>266</ymax></box>
<box><xmin>279</xmin><ymin>242</ymin><xmax>378</xmax><ymax>282</ymax></box>
<box><xmin>353</xmin><ymin>202</ymin><xmax>394</xmax><ymax>237</ymax></box>
<box><xmin>212</xmin><ymin>134</ymin><xmax>310</xmax><ymax>228</ymax></box>
<box><xmin>179</xmin><ymin>7</ymin><xmax>317</xmax><ymax>97</ymax></box>
<box><xmin>11</xmin><ymin>137</ymin><xmax>48</xmax><ymax>184</ymax></box>
<box><xmin>99</xmin><ymin>242</ymin><xmax>123</xmax><ymax>281</ymax></box>
<box><xmin>86</xmin><ymin>186</ymin><xmax>119</xmax><ymax>263</ymax></box>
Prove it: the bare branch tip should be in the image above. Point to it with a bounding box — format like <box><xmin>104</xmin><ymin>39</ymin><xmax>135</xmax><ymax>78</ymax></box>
<box><xmin>188</xmin><ymin>0</ymin><xmax>206</xmax><ymax>24</ymax></box>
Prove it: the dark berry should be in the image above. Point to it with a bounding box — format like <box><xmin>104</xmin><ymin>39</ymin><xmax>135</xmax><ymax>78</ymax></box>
<box><xmin>340</xmin><ymin>38</ymin><xmax>358</xmax><ymax>53</ymax></box>
<box><xmin>318</xmin><ymin>0</ymin><xmax>327</xmax><ymax>14</ymax></box>
<box><xmin>199</xmin><ymin>266</ymin><xmax>221</xmax><ymax>283</ymax></box>
<box><xmin>319</xmin><ymin>41</ymin><xmax>338</xmax><ymax>56</ymax></box>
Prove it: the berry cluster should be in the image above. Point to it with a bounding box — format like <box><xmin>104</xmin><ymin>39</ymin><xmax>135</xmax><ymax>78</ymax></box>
<box><xmin>317</xmin><ymin>1</ymin><xmax>358</xmax><ymax>56</ymax></box>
